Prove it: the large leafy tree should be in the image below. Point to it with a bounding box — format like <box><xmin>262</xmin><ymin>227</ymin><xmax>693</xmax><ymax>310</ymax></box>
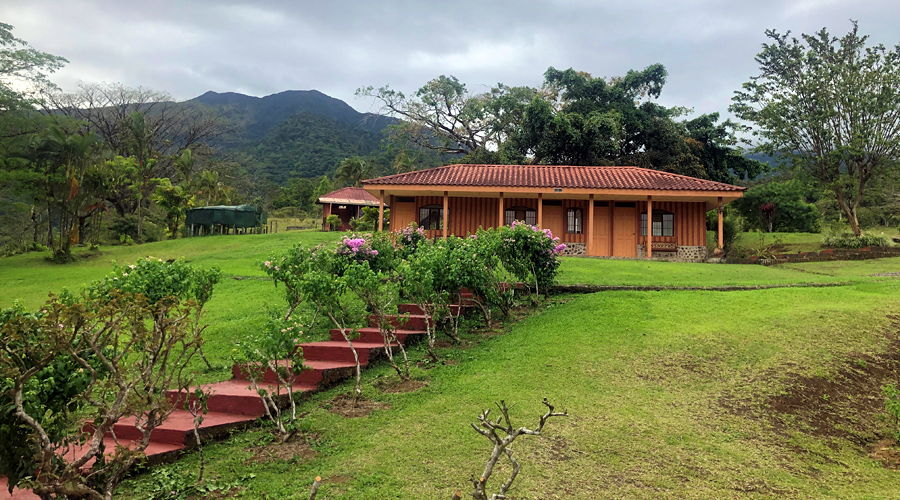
<box><xmin>0</xmin><ymin>23</ymin><xmax>66</xmax><ymax>113</ymax></box>
<box><xmin>731</xmin><ymin>22</ymin><xmax>900</xmax><ymax>235</ymax></box>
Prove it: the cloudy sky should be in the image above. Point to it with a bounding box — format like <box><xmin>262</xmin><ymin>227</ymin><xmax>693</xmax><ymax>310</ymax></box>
<box><xmin>3</xmin><ymin>0</ymin><xmax>899</xmax><ymax>119</ymax></box>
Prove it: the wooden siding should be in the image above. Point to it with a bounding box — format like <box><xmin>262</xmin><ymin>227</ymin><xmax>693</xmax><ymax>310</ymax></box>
<box><xmin>386</xmin><ymin>197</ymin><xmax>707</xmax><ymax>248</ymax></box>
<box><xmin>637</xmin><ymin>201</ymin><xmax>708</xmax><ymax>247</ymax></box>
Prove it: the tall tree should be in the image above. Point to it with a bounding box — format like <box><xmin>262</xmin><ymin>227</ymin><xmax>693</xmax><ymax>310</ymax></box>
<box><xmin>0</xmin><ymin>23</ymin><xmax>67</xmax><ymax>113</ymax></box>
<box><xmin>731</xmin><ymin>22</ymin><xmax>900</xmax><ymax>235</ymax></box>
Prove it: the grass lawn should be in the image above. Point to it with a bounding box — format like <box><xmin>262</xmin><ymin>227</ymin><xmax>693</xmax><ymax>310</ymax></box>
<box><xmin>117</xmin><ymin>275</ymin><xmax>900</xmax><ymax>499</ymax></box>
<box><xmin>558</xmin><ymin>257</ymin><xmax>844</xmax><ymax>286</ymax></box>
<box><xmin>6</xmin><ymin>231</ymin><xmax>900</xmax><ymax>498</ymax></box>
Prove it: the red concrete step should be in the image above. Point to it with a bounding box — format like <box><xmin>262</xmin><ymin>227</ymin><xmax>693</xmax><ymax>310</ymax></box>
<box><xmin>369</xmin><ymin>314</ymin><xmax>430</xmax><ymax>330</ymax></box>
<box><xmin>166</xmin><ymin>379</ymin><xmax>312</xmax><ymax>417</ymax></box>
<box><xmin>112</xmin><ymin>409</ymin><xmax>257</xmax><ymax>446</ymax></box>
<box><xmin>1</xmin><ymin>437</ymin><xmax>186</xmax><ymax>499</ymax></box>
<box><xmin>232</xmin><ymin>359</ymin><xmax>363</xmax><ymax>386</ymax></box>
<box><xmin>297</xmin><ymin>340</ymin><xmax>389</xmax><ymax>364</ymax></box>
<box><xmin>398</xmin><ymin>303</ymin><xmax>470</xmax><ymax>316</ymax></box>
<box><xmin>329</xmin><ymin>327</ymin><xmax>425</xmax><ymax>344</ymax></box>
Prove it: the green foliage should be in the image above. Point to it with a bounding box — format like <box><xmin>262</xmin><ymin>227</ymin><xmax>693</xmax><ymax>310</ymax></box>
<box><xmin>731</xmin><ymin>21</ymin><xmax>900</xmax><ymax>235</ymax></box>
<box><xmin>884</xmin><ymin>385</ymin><xmax>900</xmax><ymax>440</ymax></box>
<box><xmin>326</xmin><ymin>214</ymin><xmax>341</xmax><ymax>231</ymax></box>
<box><xmin>0</xmin><ymin>23</ymin><xmax>67</xmax><ymax>110</ymax></box>
<box><xmin>734</xmin><ymin>180</ymin><xmax>820</xmax><ymax>233</ymax></box>
<box><xmin>0</xmin><ymin>300</ymin><xmax>96</xmax><ymax>491</ymax></box>
<box><xmin>87</xmin><ymin>257</ymin><xmax>221</xmax><ymax>308</ymax></box>
<box><xmin>249</xmin><ymin>113</ymin><xmax>384</xmax><ymax>182</ymax></box>
<box><xmin>821</xmin><ymin>230</ymin><xmax>893</xmax><ymax>249</ymax></box>
<box><xmin>495</xmin><ymin>221</ymin><xmax>565</xmax><ymax>292</ymax></box>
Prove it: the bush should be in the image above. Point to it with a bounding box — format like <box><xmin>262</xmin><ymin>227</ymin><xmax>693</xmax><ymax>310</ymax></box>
<box><xmin>706</xmin><ymin>211</ymin><xmax>744</xmax><ymax>254</ymax></box>
<box><xmin>732</xmin><ymin>180</ymin><xmax>821</xmax><ymax>233</ymax></box>
<box><xmin>495</xmin><ymin>221</ymin><xmax>565</xmax><ymax>293</ymax></box>
<box><xmin>821</xmin><ymin>230</ymin><xmax>893</xmax><ymax>249</ymax></box>
<box><xmin>325</xmin><ymin>214</ymin><xmax>341</xmax><ymax>231</ymax></box>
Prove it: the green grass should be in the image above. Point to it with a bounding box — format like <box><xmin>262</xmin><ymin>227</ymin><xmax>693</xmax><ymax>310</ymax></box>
<box><xmin>6</xmin><ymin>230</ymin><xmax>900</xmax><ymax>498</ymax></box>
<box><xmin>117</xmin><ymin>278</ymin><xmax>900</xmax><ymax>499</ymax></box>
<box><xmin>0</xmin><ymin>230</ymin><xmax>342</xmax><ymax>310</ymax></box>
<box><xmin>558</xmin><ymin>257</ymin><xmax>843</xmax><ymax>286</ymax></box>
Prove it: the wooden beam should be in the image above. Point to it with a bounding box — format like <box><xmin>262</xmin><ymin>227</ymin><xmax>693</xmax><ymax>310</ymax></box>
<box><xmin>647</xmin><ymin>196</ymin><xmax>653</xmax><ymax>258</ymax></box>
<box><xmin>717</xmin><ymin>196</ymin><xmax>724</xmax><ymax>250</ymax></box>
<box><xmin>609</xmin><ymin>201</ymin><xmax>614</xmax><ymax>256</ymax></box>
<box><xmin>389</xmin><ymin>195</ymin><xmax>395</xmax><ymax>232</ymax></box>
<box><xmin>587</xmin><ymin>194</ymin><xmax>595</xmax><ymax>256</ymax></box>
<box><xmin>537</xmin><ymin>192</ymin><xmax>543</xmax><ymax>228</ymax></box>
<box><xmin>378</xmin><ymin>190</ymin><xmax>385</xmax><ymax>232</ymax></box>
<box><xmin>442</xmin><ymin>190</ymin><xmax>449</xmax><ymax>240</ymax></box>
<box><xmin>498</xmin><ymin>192</ymin><xmax>505</xmax><ymax>227</ymax></box>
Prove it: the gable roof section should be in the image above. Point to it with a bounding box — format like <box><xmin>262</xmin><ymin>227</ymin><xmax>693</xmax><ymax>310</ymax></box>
<box><xmin>363</xmin><ymin>164</ymin><xmax>745</xmax><ymax>192</ymax></box>
<box><xmin>317</xmin><ymin>186</ymin><xmax>382</xmax><ymax>206</ymax></box>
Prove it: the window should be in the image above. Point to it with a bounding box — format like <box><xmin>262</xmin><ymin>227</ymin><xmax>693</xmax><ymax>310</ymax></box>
<box><xmin>419</xmin><ymin>204</ymin><xmax>444</xmax><ymax>230</ymax></box>
<box><xmin>397</xmin><ymin>196</ymin><xmax>415</xmax><ymax>203</ymax></box>
<box><xmin>567</xmin><ymin>208</ymin><xmax>583</xmax><ymax>234</ymax></box>
<box><xmin>504</xmin><ymin>206</ymin><xmax>536</xmax><ymax>226</ymax></box>
<box><xmin>641</xmin><ymin>210</ymin><xmax>674</xmax><ymax>237</ymax></box>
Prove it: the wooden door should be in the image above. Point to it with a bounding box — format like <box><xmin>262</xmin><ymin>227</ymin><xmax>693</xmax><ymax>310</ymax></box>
<box><xmin>542</xmin><ymin>205</ymin><xmax>564</xmax><ymax>240</ymax></box>
<box><xmin>591</xmin><ymin>208</ymin><xmax>610</xmax><ymax>256</ymax></box>
<box><xmin>391</xmin><ymin>201</ymin><xmax>417</xmax><ymax>230</ymax></box>
<box><xmin>613</xmin><ymin>206</ymin><xmax>637</xmax><ymax>257</ymax></box>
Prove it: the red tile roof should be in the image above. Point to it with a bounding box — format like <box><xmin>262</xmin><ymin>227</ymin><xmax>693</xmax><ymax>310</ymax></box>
<box><xmin>364</xmin><ymin>164</ymin><xmax>745</xmax><ymax>192</ymax></box>
<box><xmin>317</xmin><ymin>187</ymin><xmax>381</xmax><ymax>206</ymax></box>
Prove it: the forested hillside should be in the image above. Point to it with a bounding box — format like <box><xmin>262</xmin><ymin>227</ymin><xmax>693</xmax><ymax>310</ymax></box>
<box><xmin>190</xmin><ymin>90</ymin><xmax>396</xmax><ymax>182</ymax></box>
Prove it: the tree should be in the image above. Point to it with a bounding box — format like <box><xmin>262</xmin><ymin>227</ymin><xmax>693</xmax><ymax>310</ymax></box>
<box><xmin>731</xmin><ymin>22</ymin><xmax>900</xmax><ymax>235</ymax></box>
<box><xmin>335</xmin><ymin>156</ymin><xmax>374</xmax><ymax>187</ymax></box>
<box><xmin>733</xmin><ymin>179</ymin><xmax>821</xmax><ymax>233</ymax></box>
<box><xmin>0</xmin><ymin>23</ymin><xmax>67</xmax><ymax>112</ymax></box>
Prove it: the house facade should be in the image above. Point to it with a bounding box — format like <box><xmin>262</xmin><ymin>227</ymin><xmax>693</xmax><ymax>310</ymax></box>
<box><xmin>362</xmin><ymin>164</ymin><xmax>745</xmax><ymax>261</ymax></box>
<box><xmin>317</xmin><ymin>187</ymin><xmax>384</xmax><ymax>232</ymax></box>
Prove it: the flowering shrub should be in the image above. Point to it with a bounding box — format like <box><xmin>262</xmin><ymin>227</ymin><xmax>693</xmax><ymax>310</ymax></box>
<box><xmin>395</xmin><ymin>222</ymin><xmax>427</xmax><ymax>259</ymax></box>
<box><xmin>496</xmin><ymin>221</ymin><xmax>565</xmax><ymax>292</ymax></box>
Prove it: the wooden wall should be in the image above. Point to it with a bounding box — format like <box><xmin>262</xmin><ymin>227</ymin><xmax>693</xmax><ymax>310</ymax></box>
<box><xmin>637</xmin><ymin>201</ymin><xmax>708</xmax><ymax>247</ymax></box>
<box><xmin>387</xmin><ymin>196</ymin><xmax>707</xmax><ymax>248</ymax></box>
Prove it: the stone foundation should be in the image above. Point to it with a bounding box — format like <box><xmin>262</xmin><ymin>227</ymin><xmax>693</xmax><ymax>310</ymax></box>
<box><xmin>636</xmin><ymin>245</ymin><xmax>708</xmax><ymax>263</ymax></box>
<box><xmin>560</xmin><ymin>242</ymin><xmax>586</xmax><ymax>256</ymax></box>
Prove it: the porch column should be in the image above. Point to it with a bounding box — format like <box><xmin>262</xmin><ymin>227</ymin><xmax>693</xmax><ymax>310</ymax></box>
<box><xmin>646</xmin><ymin>196</ymin><xmax>653</xmax><ymax>258</ymax></box>
<box><xmin>537</xmin><ymin>192</ymin><xmax>543</xmax><ymax>228</ymax></box>
<box><xmin>587</xmin><ymin>194</ymin><xmax>595</xmax><ymax>256</ymax></box>
<box><xmin>378</xmin><ymin>190</ymin><xmax>385</xmax><ymax>232</ymax></box>
<box><xmin>442</xmin><ymin>190</ymin><xmax>449</xmax><ymax>240</ymax></box>
<box><xmin>717</xmin><ymin>196</ymin><xmax>724</xmax><ymax>250</ymax></box>
<box><xmin>389</xmin><ymin>195</ymin><xmax>395</xmax><ymax>232</ymax></box>
<box><xmin>498</xmin><ymin>192</ymin><xmax>505</xmax><ymax>227</ymax></box>
<box><xmin>609</xmin><ymin>201</ymin><xmax>614</xmax><ymax>256</ymax></box>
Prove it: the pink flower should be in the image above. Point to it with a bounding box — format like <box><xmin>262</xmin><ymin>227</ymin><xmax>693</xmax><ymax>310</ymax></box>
<box><xmin>264</xmin><ymin>261</ymin><xmax>271</xmax><ymax>267</ymax></box>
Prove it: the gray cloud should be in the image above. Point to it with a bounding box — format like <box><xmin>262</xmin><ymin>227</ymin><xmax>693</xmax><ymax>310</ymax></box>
<box><xmin>3</xmin><ymin>0</ymin><xmax>899</xmax><ymax>120</ymax></box>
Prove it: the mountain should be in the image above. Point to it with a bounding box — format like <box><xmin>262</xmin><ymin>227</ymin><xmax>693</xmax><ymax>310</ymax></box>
<box><xmin>188</xmin><ymin>90</ymin><xmax>398</xmax><ymax>182</ymax></box>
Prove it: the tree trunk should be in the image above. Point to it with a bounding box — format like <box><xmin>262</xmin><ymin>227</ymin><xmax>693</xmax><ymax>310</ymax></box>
<box><xmin>833</xmin><ymin>188</ymin><xmax>862</xmax><ymax>236</ymax></box>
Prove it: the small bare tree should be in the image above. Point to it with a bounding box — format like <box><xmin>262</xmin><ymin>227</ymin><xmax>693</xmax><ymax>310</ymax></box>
<box><xmin>468</xmin><ymin>398</ymin><xmax>567</xmax><ymax>500</ymax></box>
<box><xmin>0</xmin><ymin>290</ymin><xmax>205</xmax><ymax>500</ymax></box>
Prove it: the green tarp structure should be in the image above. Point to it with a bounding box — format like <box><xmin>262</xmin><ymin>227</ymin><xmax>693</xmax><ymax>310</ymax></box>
<box><xmin>185</xmin><ymin>205</ymin><xmax>266</xmax><ymax>228</ymax></box>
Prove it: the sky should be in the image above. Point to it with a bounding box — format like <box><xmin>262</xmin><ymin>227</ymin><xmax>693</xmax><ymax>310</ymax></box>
<box><xmin>3</xmin><ymin>0</ymin><xmax>899</xmax><ymax>120</ymax></box>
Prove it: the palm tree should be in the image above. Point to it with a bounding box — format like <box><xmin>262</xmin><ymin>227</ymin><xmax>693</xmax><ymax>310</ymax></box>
<box><xmin>336</xmin><ymin>157</ymin><xmax>374</xmax><ymax>187</ymax></box>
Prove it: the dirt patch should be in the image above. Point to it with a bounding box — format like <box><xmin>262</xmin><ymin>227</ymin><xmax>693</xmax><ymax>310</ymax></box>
<box><xmin>186</xmin><ymin>487</ymin><xmax>243</xmax><ymax>500</ymax></box>
<box><xmin>870</xmin><ymin>272</ymin><xmax>900</xmax><ymax>277</ymax></box>
<box><xmin>328</xmin><ymin>475</ymin><xmax>350</xmax><ymax>484</ymax></box>
<box><xmin>721</xmin><ymin>321</ymin><xmax>900</xmax><ymax>456</ymax></box>
<box><xmin>324</xmin><ymin>393</ymin><xmax>390</xmax><ymax>418</ymax></box>
<box><xmin>869</xmin><ymin>438</ymin><xmax>900</xmax><ymax>469</ymax></box>
<box><xmin>244</xmin><ymin>434</ymin><xmax>319</xmax><ymax>465</ymax></box>
<box><xmin>382</xmin><ymin>380</ymin><xmax>428</xmax><ymax>394</ymax></box>
<box><xmin>433</xmin><ymin>339</ymin><xmax>455</xmax><ymax>349</ymax></box>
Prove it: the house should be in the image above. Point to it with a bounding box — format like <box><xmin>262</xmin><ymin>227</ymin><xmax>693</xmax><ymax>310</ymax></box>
<box><xmin>362</xmin><ymin>164</ymin><xmax>746</xmax><ymax>261</ymax></box>
<box><xmin>317</xmin><ymin>187</ymin><xmax>385</xmax><ymax>231</ymax></box>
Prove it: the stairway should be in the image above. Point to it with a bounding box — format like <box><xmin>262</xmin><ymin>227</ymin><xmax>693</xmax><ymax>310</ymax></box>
<box><xmin>2</xmin><ymin>298</ymin><xmax>471</xmax><ymax>499</ymax></box>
